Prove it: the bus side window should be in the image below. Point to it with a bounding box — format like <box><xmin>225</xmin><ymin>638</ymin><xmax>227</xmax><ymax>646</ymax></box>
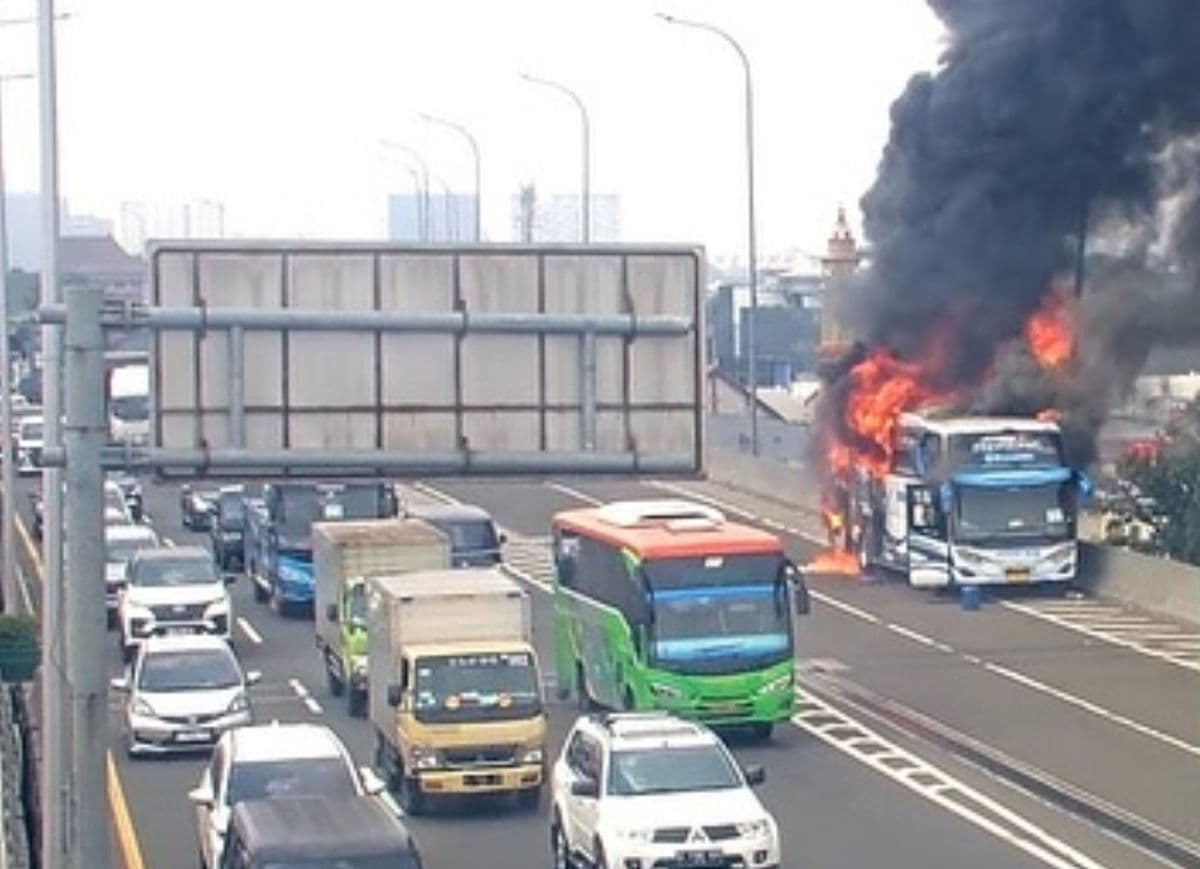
<box><xmin>894</xmin><ymin>427</ymin><xmax>919</xmax><ymax>476</ymax></box>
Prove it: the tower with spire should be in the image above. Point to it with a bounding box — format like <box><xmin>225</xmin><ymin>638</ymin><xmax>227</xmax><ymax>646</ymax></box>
<box><xmin>818</xmin><ymin>206</ymin><xmax>862</xmax><ymax>359</ymax></box>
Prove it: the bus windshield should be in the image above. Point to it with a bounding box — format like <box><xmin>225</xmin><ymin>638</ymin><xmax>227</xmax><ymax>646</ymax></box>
<box><xmin>642</xmin><ymin>555</ymin><xmax>791</xmax><ymax>675</ymax></box>
<box><xmin>955</xmin><ymin>483</ymin><xmax>1072</xmax><ymax>542</ymax></box>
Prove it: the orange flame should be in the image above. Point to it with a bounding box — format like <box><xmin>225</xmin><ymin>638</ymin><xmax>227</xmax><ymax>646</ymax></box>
<box><xmin>804</xmin><ymin>547</ymin><xmax>860</xmax><ymax>576</ymax></box>
<box><xmin>1035</xmin><ymin>408</ymin><xmax>1062</xmax><ymax>423</ymax></box>
<box><xmin>1025</xmin><ymin>288</ymin><xmax>1074</xmax><ymax>371</ymax></box>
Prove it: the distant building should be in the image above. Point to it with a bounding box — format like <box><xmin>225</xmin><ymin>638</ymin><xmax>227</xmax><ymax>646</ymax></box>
<box><xmin>387</xmin><ymin>192</ymin><xmax>477</xmax><ymax>242</ymax></box>
<box><xmin>118</xmin><ymin>199</ymin><xmax>226</xmax><ymax>254</ymax></box>
<box><xmin>508</xmin><ymin>190</ymin><xmax>621</xmax><ymax>242</ymax></box>
<box><xmin>818</xmin><ymin>206</ymin><xmax>863</xmax><ymax>359</ymax></box>
<box><xmin>61</xmin><ymin>235</ymin><xmax>146</xmax><ymax>301</ymax></box>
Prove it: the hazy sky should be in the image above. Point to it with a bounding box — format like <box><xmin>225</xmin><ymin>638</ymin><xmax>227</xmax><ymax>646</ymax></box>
<box><xmin>0</xmin><ymin>0</ymin><xmax>943</xmax><ymax>258</ymax></box>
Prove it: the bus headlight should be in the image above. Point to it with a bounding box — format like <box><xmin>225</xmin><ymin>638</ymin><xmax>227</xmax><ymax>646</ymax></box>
<box><xmin>757</xmin><ymin>674</ymin><xmax>792</xmax><ymax>696</ymax></box>
<box><xmin>650</xmin><ymin>682</ymin><xmax>684</xmax><ymax>700</ymax></box>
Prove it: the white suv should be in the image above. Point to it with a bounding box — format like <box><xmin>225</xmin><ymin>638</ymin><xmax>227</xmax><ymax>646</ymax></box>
<box><xmin>551</xmin><ymin>712</ymin><xmax>780</xmax><ymax>869</ymax></box>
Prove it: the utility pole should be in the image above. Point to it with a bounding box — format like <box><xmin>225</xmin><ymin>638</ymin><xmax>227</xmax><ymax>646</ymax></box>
<box><xmin>38</xmin><ymin>0</ymin><xmax>70</xmax><ymax>864</ymax></box>
<box><xmin>63</xmin><ymin>283</ymin><xmax>108</xmax><ymax>868</ymax></box>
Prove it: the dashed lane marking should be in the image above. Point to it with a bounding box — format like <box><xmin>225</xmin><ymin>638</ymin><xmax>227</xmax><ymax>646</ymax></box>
<box><xmin>887</xmin><ymin>622</ymin><xmax>956</xmax><ymax>654</ymax></box>
<box><xmin>237</xmin><ymin>617</ymin><xmax>263</xmax><ymax>645</ymax></box>
<box><xmin>810</xmin><ymin>590</ymin><xmax>881</xmax><ymax>625</ymax></box>
<box><xmin>288</xmin><ymin>678</ymin><xmax>323</xmax><ymax>715</ymax></box>
<box><xmin>794</xmin><ymin>693</ymin><xmax>1110</xmax><ymax>869</ymax></box>
<box><xmin>544</xmin><ymin>481</ymin><xmax>602</xmax><ymax>506</ymax></box>
<box><xmin>163</xmin><ymin>537</ymin><xmax>176</xmax><ymax>548</ymax></box>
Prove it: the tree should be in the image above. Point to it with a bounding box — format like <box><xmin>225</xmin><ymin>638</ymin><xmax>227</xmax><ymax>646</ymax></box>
<box><xmin>1119</xmin><ymin>400</ymin><xmax>1200</xmax><ymax>565</ymax></box>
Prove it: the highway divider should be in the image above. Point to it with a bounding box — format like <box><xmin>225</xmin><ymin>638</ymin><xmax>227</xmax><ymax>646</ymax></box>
<box><xmin>706</xmin><ymin>446</ymin><xmax>1200</xmax><ymax>627</ymax></box>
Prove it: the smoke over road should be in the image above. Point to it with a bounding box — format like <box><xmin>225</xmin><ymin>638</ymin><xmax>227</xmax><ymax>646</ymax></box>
<box><xmin>820</xmin><ymin>0</ymin><xmax>1200</xmax><ymax>472</ymax></box>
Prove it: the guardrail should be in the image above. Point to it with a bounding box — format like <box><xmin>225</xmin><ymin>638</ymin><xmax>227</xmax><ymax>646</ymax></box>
<box><xmin>706</xmin><ymin>446</ymin><xmax>1200</xmax><ymax>626</ymax></box>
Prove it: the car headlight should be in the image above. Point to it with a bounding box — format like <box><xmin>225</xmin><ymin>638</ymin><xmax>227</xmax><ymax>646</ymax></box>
<box><xmin>650</xmin><ymin>681</ymin><xmax>684</xmax><ymax>700</ymax></box>
<box><xmin>227</xmin><ymin>692</ymin><xmax>249</xmax><ymax>714</ymax></box>
<box><xmin>612</xmin><ymin>827</ymin><xmax>654</xmax><ymax>843</ymax></box>
<box><xmin>737</xmin><ymin>818</ymin><xmax>773</xmax><ymax>839</ymax></box>
<box><xmin>411</xmin><ymin>746</ymin><xmax>440</xmax><ymax>769</ymax></box>
<box><xmin>204</xmin><ymin>599</ymin><xmax>230</xmax><ymax>617</ymax></box>
<box><xmin>757</xmin><ymin>673</ymin><xmax>793</xmax><ymax>696</ymax></box>
<box><xmin>131</xmin><ymin>697</ymin><xmax>155</xmax><ymax>717</ymax></box>
<box><xmin>520</xmin><ymin>747</ymin><xmax>543</xmax><ymax>765</ymax></box>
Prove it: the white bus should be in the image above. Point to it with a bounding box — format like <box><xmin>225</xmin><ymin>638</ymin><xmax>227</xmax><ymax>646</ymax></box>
<box><xmin>851</xmin><ymin>413</ymin><xmax>1089</xmax><ymax>588</ymax></box>
<box><xmin>108</xmin><ymin>363</ymin><xmax>149</xmax><ymax>445</ymax></box>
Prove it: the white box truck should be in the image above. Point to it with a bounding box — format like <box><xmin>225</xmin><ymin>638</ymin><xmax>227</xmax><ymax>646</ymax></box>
<box><xmin>367</xmin><ymin>568</ymin><xmax>547</xmax><ymax>815</ymax></box>
<box><xmin>314</xmin><ymin>518</ymin><xmax>450</xmax><ymax>717</ymax></box>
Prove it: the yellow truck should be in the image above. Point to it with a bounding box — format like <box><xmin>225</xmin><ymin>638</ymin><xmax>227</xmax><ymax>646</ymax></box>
<box><xmin>367</xmin><ymin>568</ymin><xmax>547</xmax><ymax>815</ymax></box>
<box><xmin>313</xmin><ymin>518</ymin><xmax>450</xmax><ymax>717</ymax></box>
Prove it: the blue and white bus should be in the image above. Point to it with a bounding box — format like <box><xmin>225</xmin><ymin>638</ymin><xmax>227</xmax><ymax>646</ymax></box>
<box><xmin>851</xmin><ymin>414</ymin><xmax>1089</xmax><ymax>587</ymax></box>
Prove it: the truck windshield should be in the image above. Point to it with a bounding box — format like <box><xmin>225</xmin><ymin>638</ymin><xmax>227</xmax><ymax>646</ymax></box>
<box><xmin>131</xmin><ymin>557</ymin><xmax>218</xmax><ymax>587</ymax></box>
<box><xmin>642</xmin><ymin>555</ymin><xmax>791</xmax><ymax>676</ymax></box>
<box><xmin>278</xmin><ymin>489</ymin><xmax>384</xmax><ymax>531</ymax></box>
<box><xmin>263</xmin><ymin>858</ymin><xmax>420</xmax><ymax>869</ymax></box>
<box><xmin>413</xmin><ymin>652</ymin><xmax>541</xmax><ymax>724</ymax></box>
<box><xmin>218</xmin><ymin>497</ymin><xmax>245</xmax><ymax>529</ymax></box>
<box><xmin>955</xmin><ymin>483</ymin><xmax>1072</xmax><ymax>542</ymax></box>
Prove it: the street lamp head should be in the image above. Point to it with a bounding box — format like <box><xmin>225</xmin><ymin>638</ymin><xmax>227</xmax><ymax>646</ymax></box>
<box><xmin>655</xmin><ymin>12</ymin><xmax>676</xmax><ymax>23</ymax></box>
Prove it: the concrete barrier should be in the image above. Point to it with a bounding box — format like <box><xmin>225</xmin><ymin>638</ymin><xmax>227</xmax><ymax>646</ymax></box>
<box><xmin>707</xmin><ymin>447</ymin><xmax>1200</xmax><ymax>627</ymax></box>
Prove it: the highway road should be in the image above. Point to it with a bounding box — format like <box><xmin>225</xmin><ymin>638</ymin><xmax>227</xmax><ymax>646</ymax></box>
<box><xmin>15</xmin><ymin>473</ymin><xmax>1199</xmax><ymax>869</ymax></box>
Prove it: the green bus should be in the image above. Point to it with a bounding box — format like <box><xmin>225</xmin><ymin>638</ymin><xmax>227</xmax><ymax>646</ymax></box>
<box><xmin>551</xmin><ymin>500</ymin><xmax>809</xmax><ymax>738</ymax></box>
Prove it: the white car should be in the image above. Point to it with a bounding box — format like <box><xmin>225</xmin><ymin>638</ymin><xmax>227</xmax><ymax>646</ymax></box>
<box><xmin>119</xmin><ymin>546</ymin><xmax>232</xmax><ymax>661</ymax></box>
<box><xmin>16</xmin><ymin>415</ymin><xmax>43</xmax><ymax>474</ymax></box>
<box><xmin>104</xmin><ymin>524</ymin><xmax>160</xmax><ymax>628</ymax></box>
<box><xmin>112</xmin><ymin>634</ymin><xmax>258</xmax><ymax>756</ymax></box>
<box><xmin>189</xmin><ymin>722</ymin><xmax>386</xmax><ymax>869</ymax></box>
<box><xmin>551</xmin><ymin>713</ymin><xmax>780</xmax><ymax>869</ymax></box>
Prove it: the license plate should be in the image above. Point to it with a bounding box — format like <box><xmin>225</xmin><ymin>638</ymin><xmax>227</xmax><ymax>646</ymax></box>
<box><xmin>677</xmin><ymin>850</ymin><xmax>722</xmax><ymax>865</ymax></box>
<box><xmin>174</xmin><ymin>730</ymin><xmax>210</xmax><ymax>743</ymax></box>
<box><xmin>710</xmin><ymin>702</ymin><xmax>740</xmax><ymax>714</ymax></box>
<box><xmin>1006</xmin><ymin>568</ymin><xmax>1032</xmax><ymax>583</ymax></box>
<box><xmin>464</xmin><ymin>773</ymin><xmax>500</xmax><ymax>787</ymax></box>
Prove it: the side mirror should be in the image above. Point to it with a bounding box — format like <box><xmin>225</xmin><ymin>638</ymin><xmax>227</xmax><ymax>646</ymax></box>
<box><xmin>224</xmin><ymin>572</ymin><xmax>236</xmax><ymax>585</ymax></box>
<box><xmin>359</xmin><ymin>766</ymin><xmax>386</xmax><ymax>796</ymax></box>
<box><xmin>792</xmin><ymin>577</ymin><xmax>810</xmax><ymax>616</ymax></box>
<box><xmin>187</xmin><ymin>785</ymin><xmax>214</xmax><ymax>807</ymax></box>
<box><xmin>742</xmin><ymin>764</ymin><xmax>766</xmax><ymax>787</ymax></box>
<box><xmin>497</xmin><ymin>531</ymin><xmax>508</xmax><ymax>546</ymax></box>
<box><xmin>245</xmin><ymin>670</ymin><xmax>262</xmax><ymax>686</ymax></box>
<box><xmin>326</xmin><ymin>603</ymin><xmax>338</xmax><ymax>623</ymax></box>
<box><xmin>570</xmin><ymin>778</ymin><xmax>599</xmax><ymax>799</ymax></box>
<box><xmin>386</xmin><ymin>683</ymin><xmax>403</xmax><ymax>708</ymax></box>
<box><xmin>109</xmin><ymin>677</ymin><xmax>129</xmax><ymax>692</ymax></box>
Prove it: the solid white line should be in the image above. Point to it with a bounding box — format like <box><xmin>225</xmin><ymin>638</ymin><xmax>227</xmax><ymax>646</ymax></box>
<box><xmin>887</xmin><ymin>622</ymin><xmax>956</xmax><ymax>654</ymax></box>
<box><xmin>794</xmin><ymin>696</ymin><xmax>1110</xmax><ymax>869</ymax></box>
<box><xmin>1002</xmin><ymin>601</ymin><xmax>1200</xmax><ymax>675</ymax></box>
<box><xmin>288</xmin><ymin>678</ymin><xmax>323</xmax><ymax>715</ymax></box>
<box><xmin>236</xmin><ymin>617</ymin><xmax>263</xmax><ymax>645</ymax></box>
<box><xmin>810</xmin><ymin>590</ymin><xmax>881</xmax><ymax>625</ymax></box>
<box><xmin>377</xmin><ymin>790</ymin><xmax>405</xmax><ymax>818</ymax></box>
<box><xmin>409</xmin><ymin>481</ymin><xmax>459</xmax><ymax>506</ymax></box>
<box><xmin>545</xmin><ymin>481</ymin><xmax>602</xmax><ymax>506</ymax></box>
<box><xmin>982</xmin><ymin>662</ymin><xmax>1200</xmax><ymax>758</ymax></box>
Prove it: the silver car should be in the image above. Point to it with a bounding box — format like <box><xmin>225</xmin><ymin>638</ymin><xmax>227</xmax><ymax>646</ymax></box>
<box><xmin>104</xmin><ymin>524</ymin><xmax>160</xmax><ymax>628</ymax></box>
<box><xmin>112</xmin><ymin>634</ymin><xmax>259</xmax><ymax>757</ymax></box>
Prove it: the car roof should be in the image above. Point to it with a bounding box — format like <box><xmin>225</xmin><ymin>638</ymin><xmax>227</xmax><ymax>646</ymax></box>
<box><xmin>141</xmin><ymin>633</ymin><xmax>234</xmax><ymax>655</ymax></box>
<box><xmin>131</xmin><ymin>545</ymin><xmax>210</xmax><ymax>562</ymax></box>
<box><xmin>404</xmin><ymin>503</ymin><xmax>493</xmax><ymax>522</ymax></box>
<box><xmin>105</xmin><ymin>525</ymin><xmax>158</xmax><ymax>543</ymax></box>
<box><xmin>230</xmin><ymin>796</ymin><xmax>416</xmax><ymax>860</ymax></box>
<box><xmin>581</xmin><ymin>712</ymin><xmax>720</xmax><ymax>751</ymax></box>
<box><xmin>227</xmin><ymin>723</ymin><xmax>349</xmax><ymax>762</ymax></box>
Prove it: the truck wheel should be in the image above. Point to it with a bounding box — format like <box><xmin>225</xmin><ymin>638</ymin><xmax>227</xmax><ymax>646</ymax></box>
<box><xmin>517</xmin><ymin>785</ymin><xmax>541</xmax><ymax>812</ymax></box>
<box><xmin>326</xmin><ymin>657</ymin><xmax>345</xmax><ymax>697</ymax></box>
<box><xmin>398</xmin><ymin>773</ymin><xmax>425</xmax><ymax>816</ymax></box>
<box><xmin>347</xmin><ymin>688</ymin><xmax>367</xmax><ymax>718</ymax></box>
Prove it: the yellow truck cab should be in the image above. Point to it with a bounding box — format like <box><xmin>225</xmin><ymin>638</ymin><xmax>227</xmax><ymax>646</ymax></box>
<box><xmin>367</xmin><ymin>569</ymin><xmax>547</xmax><ymax>815</ymax></box>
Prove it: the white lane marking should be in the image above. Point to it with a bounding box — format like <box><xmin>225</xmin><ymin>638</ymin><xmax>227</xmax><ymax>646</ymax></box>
<box><xmin>163</xmin><ymin>538</ymin><xmax>176</xmax><ymax>548</ymax></box>
<box><xmin>1001</xmin><ymin>601</ymin><xmax>1200</xmax><ymax>675</ymax></box>
<box><xmin>377</xmin><ymin>789</ymin><xmax>405</xmax><ymax>818</ymax></box>
<box><xmin>237</xmin><ymin>617</ymin><xmax>263</xmax><ymax>645</ymax></box>
<box><xmin>647</xmin><ymin>479</ymin><xmax>828</xmax><ymax>544</ymax></box>
<box><xmin>794</xmin><ymin>694</ymin><xmax>1110</xmax><ymax>869</ymax></box>
<box><xmin>288</xmin><ymin>678</ymin><xmax>323</xmax><ymax>715</ymax></box>
<box><xmin>545</xmin><ymin>481</ymin><xmax>602</xmax><ymax>506</ymax></box>
<box><xmin>409</xmin><ymin>481</ymin><xmax>459</xmax><ymax>506</ymax></box>
<box><xmin>981</xmin><ymin>662</ymin><xmax>1200</xmax><ymax>758</ymax></box>
<box><xmin>810</xmin><ymin>590</ymin><xmax>881</xmax><ymax>625</ymax></box>
<box><xmin>887</xmin><ymin>622</ymin><xmax>956</xmax><ymax>654</ymax></box>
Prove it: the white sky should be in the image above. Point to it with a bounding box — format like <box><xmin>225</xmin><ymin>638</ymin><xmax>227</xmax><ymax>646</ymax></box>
<box><xmin>0</xmin><ymin>0</ymin><xmax>943</xmax><ymax>258</ymax></box>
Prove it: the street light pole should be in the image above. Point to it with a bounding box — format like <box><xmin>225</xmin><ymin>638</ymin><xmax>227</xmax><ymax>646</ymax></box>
<box><xmin>520</xmin><ymin>73</ymin><xmax>590</xmax><ymax>243</ymax></box>
<box><xmin>657</xmin><ymin>12</ymin><xmax>760</xmax><ymax>455</ymax></box>
<box><xmin>379</xmin><ymin>140</ymin><xmax>431</xmax><ymax>241</ymax></box>
<box><xmin>419</xmin><ymin>113</ymin><xmax>481</xmax><ymax>242</ymax></box>
<box><xmin>433</xmin><ymin>176</ymin><xmax>457</xmax><ymax>242</ymax></box>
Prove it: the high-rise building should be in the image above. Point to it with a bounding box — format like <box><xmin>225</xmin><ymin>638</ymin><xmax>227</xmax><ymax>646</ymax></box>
<box><xmin>387</xmin><ymin>193</ymin><xmax>478</xmax><ymax>242</ymax></box>
<box><xmin>2</xmin><ymin>193</ymin><xmax>115</xmax><ymax>270</ymax></box>
<box><xmin>508</xmin><ymin>190</ymin><xmax>621</xmax><ymax>242</ymax></box>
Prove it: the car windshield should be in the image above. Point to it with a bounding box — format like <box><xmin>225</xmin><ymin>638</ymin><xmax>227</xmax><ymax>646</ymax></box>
<box><xmin>262</xmin><ymin>858</ymin><xmax>419</xmax><ymax>869</ymax></box>
<box><xmin>20</xmin><ymin>422</ymin><xmax>42</xmax><ymax>440</ymax></box>
<box><xmin>106</xmin><ymin>536</ymin><xmax>156</xmax><ymax>564</ymax></box>
<box><xmin>413</xmin><ymin>652</ymin><xmax>541</xmax><ymax>724</ymax></box>
<box><xmin>111</xmin><ymin>395</ymin><xmax>148</xmax><ymax>422</ymax></box>
<box><xmin>430</xmin><ymin>519</ymin><xmax>498</xmax><ymax>555</ymax></box>
<box><xmin>955</xmin><ymin>483</ymin><xmax>1072</xmax><ymax>542</ymax></box>
<box><xmin>131</xmin><ymin>557</ymin><xmax>217</xmax><ymax>587</ymax></box>
<box><xmin>227</xmin><ymin>759</ymin><xmax>358</xmax><ymax>805</ymax></box>
<box><xmin>138</xmin><ymin>650</ymin><xmax>241</xmax><ymax>692</ymax></box>
<box><xmin>607</xmin><ymin>745</ymin><xmax>741</xmax><ymax>796</ymax></box>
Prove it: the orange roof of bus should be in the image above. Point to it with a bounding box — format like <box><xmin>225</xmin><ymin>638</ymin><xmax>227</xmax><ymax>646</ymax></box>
<box><xmin>552</xmin><ymin>507</ymin><xmax>783</xmax><ymax>560</ymax></box>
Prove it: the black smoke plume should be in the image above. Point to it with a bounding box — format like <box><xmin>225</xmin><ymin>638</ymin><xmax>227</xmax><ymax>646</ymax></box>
<box><xmin>824</xmin><ymin>0</ymin><xmax>1200</xmax><ymax>469</ymax></box>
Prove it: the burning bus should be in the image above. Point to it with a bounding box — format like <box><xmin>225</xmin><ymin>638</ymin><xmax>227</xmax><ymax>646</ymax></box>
<box><xmin>849</xmin><ymin>412</ymin><xmax>1090</xmax><ymax>588</ymax></box>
